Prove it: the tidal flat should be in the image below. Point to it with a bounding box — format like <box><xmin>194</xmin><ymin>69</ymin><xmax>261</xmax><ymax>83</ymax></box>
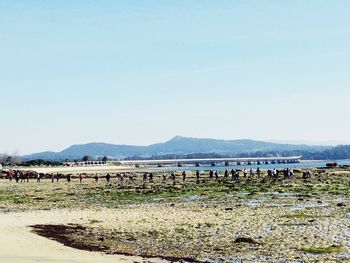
<box><xmin>1</xmin><ymin>168</ymin><xmax>350</xmax><ymax>262</ymax></box>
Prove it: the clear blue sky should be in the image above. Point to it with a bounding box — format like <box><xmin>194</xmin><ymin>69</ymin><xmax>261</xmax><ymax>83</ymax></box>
<box><xmin>1</xmin><ymin>0</ymin><xmax>350</xmax><ymax>154</ymax></box>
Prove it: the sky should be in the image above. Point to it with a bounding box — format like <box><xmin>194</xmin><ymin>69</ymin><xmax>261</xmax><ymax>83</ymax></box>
<box><xmin>1</xmin><ymin>0</ymin><xmax>350</xmax><ymax>154</ymax></box>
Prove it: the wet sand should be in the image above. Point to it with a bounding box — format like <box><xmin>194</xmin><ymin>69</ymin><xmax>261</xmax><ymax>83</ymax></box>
<box><xmin>0</xmin><ymin>209</ymin><xmax>165</xmax><ymax>263</ymax></box>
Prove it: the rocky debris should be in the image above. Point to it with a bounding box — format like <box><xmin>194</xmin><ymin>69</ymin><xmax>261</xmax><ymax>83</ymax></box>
<box><xmin>234</xmin><ymin>237</ymin><xmax>258</xmax><ymax>244</ymax></box>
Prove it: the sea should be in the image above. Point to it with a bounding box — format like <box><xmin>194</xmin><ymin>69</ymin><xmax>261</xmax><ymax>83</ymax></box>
<box><xmin>142</xmin><ymin>160</ymin><xmax>350</xmax><ymax>173</ymax></box>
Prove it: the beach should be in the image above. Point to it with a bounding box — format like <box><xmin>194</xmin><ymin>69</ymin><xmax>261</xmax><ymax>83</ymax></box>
<box><xmin>0</xmin><ymin>168</ymin><xmax>350</xmax><ymax>262</ymax></box>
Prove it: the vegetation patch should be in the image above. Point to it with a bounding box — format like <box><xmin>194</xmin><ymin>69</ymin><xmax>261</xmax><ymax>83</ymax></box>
<box><xmin>300</xmin><ymin>245</ymin><xmax>341</xmax><ymax>254</ymax></box>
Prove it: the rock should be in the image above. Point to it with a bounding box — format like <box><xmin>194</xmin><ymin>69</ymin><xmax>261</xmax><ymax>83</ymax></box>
<box><xmin>337</xmin><ymin>202</ymin><xmax>346</xmax><ymax>207</ymax></box>
<box><xmin>234</xmin><ymin>237</ymin><xmax>258</xmax><ymax>244</ymax></box>
<box><xmin>225</xmin><ymin>207</ymin><xmax>233</xmax><ymax>211</ymax></box>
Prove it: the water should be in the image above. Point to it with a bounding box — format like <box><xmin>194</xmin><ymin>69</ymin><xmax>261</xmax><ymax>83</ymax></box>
<box><xmin>140</xmin><ymin>160</ymin><xmax>350</xmax><ymax>173</ymax></box>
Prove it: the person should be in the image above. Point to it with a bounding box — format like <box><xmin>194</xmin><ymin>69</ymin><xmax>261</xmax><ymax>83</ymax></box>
<box><xmin>224</xmin><ymin>170</ymin><xmax>228</xmax><ymax>179</ymax></box>
<box><xmin>231</xmin><ymin>169</ymin><xmax>235</xmax><ymax>180</ymax></box>
<box><xmin>79</xmin><ymin>173</ymin><xmax>84</xmax><ymax>184</ymax></box>
<box><xmin>56</xmin><ymin>173</ymin><xmax>60</xmax><ymax>183</ymax></box>
<box><xmin>267</xmin><ymin>169</ymin><xmax>272</xmax><ymax>179</ymax></box>
<box><xmin>143</xmin><ymin>173</ymin><xmax>148</xmax><ymax>182</ymax></box>
<box><xmin>234</xmin><ymin>170</ymin><xmax>240</xmax><ymax>180</ymax></box>
<box><xmin>106</xmin><ymin>173</ymin><xmax>111</xmax><ymax>183</ymax></box>
<box><xmin>149</xmin><ymin>173</ymin><xmax>154</xmax><ymax>182</ymax></box>
<box><xmin>94</xmin><ymin>173</ymin><xmax>99</xmax><ymax>183</ymax></box>
<box><xmin>20</xmin><ymin>171</ymin><xmax>25</xmax><ymax>183</ymax></box>
<box><xmin>303</xmin><ymin>170</ymin><xmax>311</xmax><ymax>178</ymax></box>
<box><xmin>307</xmin><ymin>170</ymin><xmax>312</xmax><ymax>178</ymax></box>
<box><xmin>243</xmin><ymin>169</ymin><xmax>247</xmax><ymax>178</ymax></box>
<box><xmin>196</xmin><ymin>170</ymin><xmax>200</xmax><ymax>183</ymax></box>
<box><xmin>289</xmin><ymin>168</ymin><xmax>294</xmax><ymax>177</ymax></box>
<box><xmin>67</xmin><ymin>174</ymin><xmax>71</xmax><ymax>183</ymax></box>
<box><xmin>273</xmin><ymin>168</ymin><xmax>277</xmax><ymax>178</ymax></box>
<box><xmin>37</xmin><ymin>173</ymin><xmax>41</xmax><ymax>183</ymax></box>
<box><xmin>182</xmin><ymin>171</ymin><xmax>186</xmax><ymax>182</ymax></box>
<box><xmin>162</xmin><ymin>173</ymin><xmax>167</xmax><ymax>182</ymax></box>
<box><xmin>215</xmin><ymin>171</ymin><xmax>218</xmax><ymax>181</ymax></box>
<box><xmin>209</xmin><ymin>170</ymin><xmax>213</xmax><ymax>179</ymax></box>
<box><xmin>51</xmin><ymin>173</ymin><xmax>55</xmax><ymax>183</ymax></box>
<box><xmin>119</xmin><ymin>173</ymin><xmax>124</xmax><ymax>185</ymax></box>
<box><xmin>257</xmin><ymin>167</ymin><xmax>261</xmax><ymax>178</ymax></box>
<box><xmin>171</xmin><ymin>171</ymin><xmax>176</xmax><ymax>185</ymax></box>
<box><xmin>249</xmin><ymin>168</ymin><xmax>254</xmax><ymax>178</ymax></box>
<box><xmin>7</xmin><ymin>170</ymin><xmax>13</xmax><ymax>181</ymax></box>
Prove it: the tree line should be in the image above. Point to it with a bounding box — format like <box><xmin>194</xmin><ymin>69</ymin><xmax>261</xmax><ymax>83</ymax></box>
<box><xmin>2</xmin><ymin>145</ymin><xmax>350</xmax><ymax>166</ymax></box>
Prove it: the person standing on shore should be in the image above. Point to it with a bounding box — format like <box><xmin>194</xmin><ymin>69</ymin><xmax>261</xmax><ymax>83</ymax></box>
<box><xmin>209</xmin><ymin>170</ymin><xmax>213</xmax><ymax>179</ymax></box>
<box><xmin>94</xmin><ymin>173</ymin><xmax>99</xmax><ymax>183</ymax></box>
<box><xmin>182</xmin><ymin>171</ymin><xmax>186</xmax><ymax>182</ymax></box>
<box><xmin>268</xmin><ymin>169</ymin><xmax>273</xmax><ymax>179</ymax></box>
<box><xmin>231</xmin><ymin>169</ymin><xmax>235</xmax><ymax>180</ymax></box>
<box><xmin>249</xmin><ymin>168</ymin><xmax>254</xmax><ymax>178</ymax></box>
<box><xmin>171</xmin><ymin>171</ymin><xmax>176</xmax><ymax>185</ymax></box>
<box><xmin>7</xmin><ymin>170</ymin><xmax>13</xmax><ymax>181</ymax></box>
<box><xmin>66</xmin><ymin>174</ymin><xmax>71</xmax><ymax>183</ymax></box>
<box><xmin>289</xmin><ymin>168</ymin><xmax>294</xmax><ymax>177</ymax></box>
<box><xmin>257</xmin><ymin>167</ymin><xmax>261</xmax><ymax>178</ymax></box>
<box><xmin>106</xmin><ymin>173</ymin><xmax>111</xmax><ymax>183</ymax></box>
<box><xmin>196</xmin><ymin>170</ymin><xmax>200</xmax><ymax>183</ymax></box>
<box><xmin>79</xmin><ymin>173</ymin><xmax>84</xmax><ymax>184</ymax></box>
<box><xmin>235</xmin><ymin>170</ymin><xmax>240</xmax><ymax>180</ymax></box>
<box><xmin>273</xmin><ymin>169</ymin><xmax>277</xmax><ymax>178</ymax></box>
<box><xmin>14</xmin><ymin>171</ymin><xmax>20</xmax><ymax>183</ymax></box>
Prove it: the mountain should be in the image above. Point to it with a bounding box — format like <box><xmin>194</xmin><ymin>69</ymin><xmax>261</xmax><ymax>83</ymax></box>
<box><xmin>22</xmin><ymin>136</ymin><xmax>329</xmax><ymax>161</ymax></box>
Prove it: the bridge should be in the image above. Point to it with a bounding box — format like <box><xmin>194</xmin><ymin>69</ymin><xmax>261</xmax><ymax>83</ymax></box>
<box><xmin>115</xmin><ymin>156</ymin><xmax>302</xmax><ymax>168</ymax></box>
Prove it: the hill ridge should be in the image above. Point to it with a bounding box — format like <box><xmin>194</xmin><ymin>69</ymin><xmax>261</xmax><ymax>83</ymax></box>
<box><xmin>22</xmin><ymin>136</ymin><xmax>329</xmax><ymax>161</ymax></box>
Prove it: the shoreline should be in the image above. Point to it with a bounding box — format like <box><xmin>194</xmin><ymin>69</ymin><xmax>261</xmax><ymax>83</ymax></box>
<box><xmin>4</xmin><ymin>159</ymin><xmax>349</xmax><ymax>175</ymax></box>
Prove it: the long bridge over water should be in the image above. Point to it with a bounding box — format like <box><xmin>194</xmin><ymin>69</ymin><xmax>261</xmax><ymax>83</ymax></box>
<box><xmin>116</xmin><ymin>156</ymin><xmax>302</xmax><ymax>168</ymax></box>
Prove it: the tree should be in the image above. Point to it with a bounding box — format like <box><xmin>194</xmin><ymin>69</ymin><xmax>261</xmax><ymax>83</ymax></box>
<box><xmin>1</xmin><ymin>152</ymin><xmax>21</xmax><ymax>165</ymax></box>
<box><xmin>82</xmin><ymin>155</ymin><xmax>92</xmax><ymax>162</ymax></box>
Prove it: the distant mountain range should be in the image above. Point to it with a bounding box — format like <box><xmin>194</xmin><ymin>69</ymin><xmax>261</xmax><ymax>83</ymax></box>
<box><xmin>22</xmin><ymin>136</ymin><xmax>330</xmax><ymax>161</ymax></box>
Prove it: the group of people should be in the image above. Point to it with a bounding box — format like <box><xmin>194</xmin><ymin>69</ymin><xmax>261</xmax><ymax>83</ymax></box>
<box><xmin>2</xmin><ymin>167</ymin><xmax>311</xmax><ymax>185</ymax></box>
<box><xmin>266</xmin><ymin>168</ymin><xmax>295</xmax><ymax>179</ymax></box>
<box><xmin>4</xmin><ymin>170</ymin><xmax>65</xmax><ymax>183</ymax></box>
